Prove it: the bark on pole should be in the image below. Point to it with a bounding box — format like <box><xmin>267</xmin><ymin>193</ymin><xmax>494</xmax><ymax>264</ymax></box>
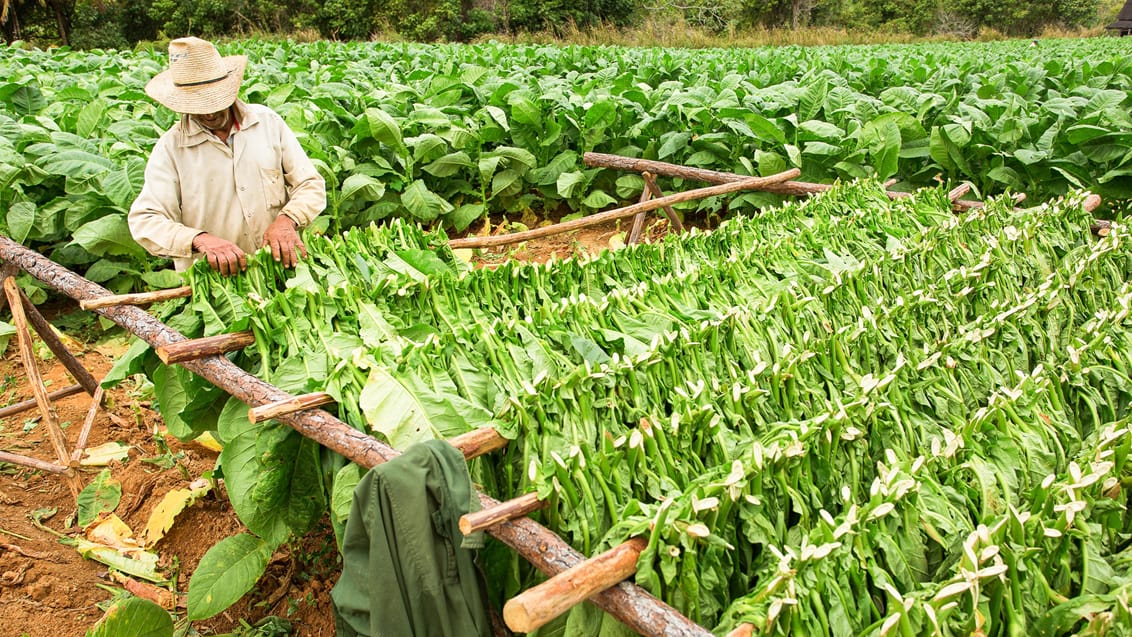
<box><xmin>0</xmin><ymin>235</ymin><xmax>711</xmax><ymax>637</ymax></box>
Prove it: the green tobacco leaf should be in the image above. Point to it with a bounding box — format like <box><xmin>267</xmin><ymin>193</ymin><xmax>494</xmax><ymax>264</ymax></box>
<box><xmin>88</xmin><ymin>596</ymin><xmax>173</xmax><ymax>637</ymax></box>
<box><xmin>401</xmin><ymin>180</ymin><xmax>453</xmax><ymax>221</ymax></box>
<box><xmin>860</xmin><ymin>115</ymin><xmax>902</xmax><ymax>179</ymax></box>
<box><xmin>99</xmin><ymin>158</ymin><xmax>146</xmax><ymax>210</ymax></box>
<box><xmin>187</xmin><ymin>533</ymin><xmax>273</xmax><ymax>620</ymax></box>
<box><xmin>423</xmin><ymin>151</ymin><xmax>473</xmax><ymax>178</ymax></box>
<box><xmin>0</xmin><ymin>82</ymin><xmax>46</xmax><ymax>114</ymax></box>
<box><xmin>77</xmin><ymin>469</ymin><xmax>122</xmax><ymax>527</ymax></box>
<box><xmin>217</xmin><ymin>396</ymin><xmax>325</xmax><ymax>542</ymax></box>
<box><xmin>71</xmin><ymin>215</ymin><xmax>147</xmax><ymax>259</ymax></box>
<box><xmin>581</xmin><ymin>190</ymin><xmax>617</xmax><ymax>209</ymax></box>
<box><xmin>340</xmin><ymin>173</ymin><xmax>386</xmax><ymax>203</ymax></box>
<box><xmin>76</xmin><ymin>99</ymin><xmax>108</xmax><ymax>138</ymax></box>
<box><xmin>359</xmin><ymin>366</ymin><xmax>487</xmax><ymax>449</ymax></box>
<box><xmin>556</xmin><ymin>171</ymin><xmax>587</xmax><ymax>199</ymax></box>
<box><xmin>359</xmin><ymin>107</ymin><xmax>404</xmax><ymax>151</ymax></box>
<box><xmin>6</xmin><ymin>201</ymin><xmax>35</xmax><ymax>243</ymax></box>
<box><xmin>447</xmin><ymin>202</ymin><xmax>485</xmax><ymax>232</ymax></box>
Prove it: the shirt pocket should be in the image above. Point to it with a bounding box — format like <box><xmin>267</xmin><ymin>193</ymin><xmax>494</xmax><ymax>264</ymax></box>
<box><xmin>260</xmin><ymin>168</ymin><xmax>286</xmax><ymax>210</ymax></box>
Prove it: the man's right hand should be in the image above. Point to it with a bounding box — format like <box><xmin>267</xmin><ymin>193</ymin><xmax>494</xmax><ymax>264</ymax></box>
<box><xmin>192</xmin><ymin>233</ymin><xmax>247</xmax><ymax>276</ymax></box>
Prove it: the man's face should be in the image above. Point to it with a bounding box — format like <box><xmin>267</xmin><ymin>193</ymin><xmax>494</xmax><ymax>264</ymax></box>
<box><xmin>194</xmin><ymin>107</ymin><xmax>232</xmax><ymax>132</ymax></box>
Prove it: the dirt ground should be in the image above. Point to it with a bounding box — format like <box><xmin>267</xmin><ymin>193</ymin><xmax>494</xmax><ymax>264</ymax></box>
<box><xmin>0</xmin><ymin>216</ymin><xmax>667</xmax><ymax>637</ymax></box>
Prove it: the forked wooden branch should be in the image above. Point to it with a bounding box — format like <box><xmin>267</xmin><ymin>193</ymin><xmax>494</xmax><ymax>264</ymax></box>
<box><xmin>504</xmin><ymin>536</ymin><xmax>649</xmax><ymax>632</ymax></box>
<box><xmin>627</xmin><ymin>182</ymin><xmax>654</xmax><ymax>245</ymax></box>
<box><xmin>449</xmin><ymin>169</ymin><xmax>800</xmax><ymax>249</ymax></box>
<box><xmin>3</xmin><ymin>277</ymin><xmax>79</xmax><ymax>497</ymax></box>
<box><xmin>79</xmin><ymin>285</ymin><xmax>192</xmax><ymax>310</ymax></box>
<box><xmin>0</xmin><ymin>238</ymin><xmax>711</xmax><ymax>637</ymax></box>
<box><xmin>643</xmin><ymin>173</ymin><xmax>685</xmax><ymax>233</ymax></box>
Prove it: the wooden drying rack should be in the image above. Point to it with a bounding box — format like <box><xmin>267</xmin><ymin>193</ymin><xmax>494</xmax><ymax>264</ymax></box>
<box><xmin>0</xmin><ymin>153</ymin><xmax>1106</xmax><ymax>637</ymax></box>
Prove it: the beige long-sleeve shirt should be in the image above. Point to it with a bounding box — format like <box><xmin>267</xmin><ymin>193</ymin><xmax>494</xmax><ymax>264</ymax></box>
<box><xmin>128</xmin><ymin>101</ymin><xmax>326</xmax><ymax>271</ymax></box>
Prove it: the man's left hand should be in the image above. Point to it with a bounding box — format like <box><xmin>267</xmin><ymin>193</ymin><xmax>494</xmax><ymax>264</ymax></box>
<box><xmin>263</xmin><ymin>215</ymin><xmax>307</xmax><ymax>268</ymax></box>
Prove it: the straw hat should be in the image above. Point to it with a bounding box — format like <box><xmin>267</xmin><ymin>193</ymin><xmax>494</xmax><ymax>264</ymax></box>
<box><xmin>145</xmin><ymin>37</ymin><xmax>247</xmax><ymax>115</ymax></box>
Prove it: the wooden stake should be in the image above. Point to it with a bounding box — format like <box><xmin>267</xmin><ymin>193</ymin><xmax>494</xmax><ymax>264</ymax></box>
<box><xmin>0</xmin><ymin>450</ymin><xmax>70</xmax><ymax>475</ymax></box>
<box><xmin>643</xmin><ymin>173</ymin><xmax>685</xmax><ymax>233</ymax></box>
<box><xmin>726</xmin><ymin>624</ymin><xmax>754</xmax><ymax>637</ymax></box>
<box><xmin>449</xmin><ymin>169</ymin><xmax>800</xmax><ymax>249</ymax></box>
<box><xmin>3</xmin><ymin>277</ymin><xmax>79</xmax><ymax>497</ymax></box>
<box><xmin>449</xmin><ymin>426</ymin><xmax>509</xmax><ymax>459</ymax></box>
<box><xmin>248</xmin><ymin>391</ymin><xmax>335</xmax><ymax>423</ymax></box>
<box><xmin>79</xmin><ymin>285</ymin><xmax>192</xmax><ymax>311</ymax></box>
<box><xmin>0</xmin><ymin>383</ymin><xmax>84</xmax><ymax>420</ymax></box>
<box><xmin>70</xmin><ymin>385</ymin><xmax>105</xmax><ymax>465</ymax></box>
<box><xmin>460</xmin><ymin>492</ymin><xmax>545</xmax><ymax>535</ymax></box>
<box><xmin>155</xmin><ymin>331</ymin><xmax>255</xmax><ymax>364</ymax></box>
<box><xmin>15</xmin><ymin>287</ymin><xmax>100</xmax><ymax>395</ymax></box>
<box><xmin>1083</xmin><ymin>193</ymin><xmax>1103</xmax><ymax>213</ymax></box>
<box><xmin>627</xmin><ymin>183</ymin><xmax>654</xmax><ymax>245</ymax></box>
<box><xmin>504</xmin><ymin>536</ymin><xmax>648</xmax><ymax>633</ymax></box>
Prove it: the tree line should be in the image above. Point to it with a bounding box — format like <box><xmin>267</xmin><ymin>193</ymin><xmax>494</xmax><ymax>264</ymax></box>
<box><xmin>0</xmin><ymin>0</ymin><xmax>1117</xmax><ymax>50</ymax></box>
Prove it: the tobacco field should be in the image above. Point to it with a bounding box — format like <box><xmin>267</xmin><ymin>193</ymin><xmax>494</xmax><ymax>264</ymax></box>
<box><xmin>3</xmin><ymin>35</ymin><xmax>1132</xmax><ymax>636</ymax></box>
<box><xmin>2</xmin><ymin>37</ymin><xmax>1132</xmax><ymax>293</ymax></box>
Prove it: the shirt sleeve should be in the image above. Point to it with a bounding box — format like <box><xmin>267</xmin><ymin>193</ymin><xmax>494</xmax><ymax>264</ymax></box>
<box><xmin>274</xmin><ymin>112</ymin><xmax>327</xmax><ymax>229</ymax></box>
<box><xmin>128</xmin><ymin>134</ymin><xmax>202</xmax><ymax>258</ymax></box>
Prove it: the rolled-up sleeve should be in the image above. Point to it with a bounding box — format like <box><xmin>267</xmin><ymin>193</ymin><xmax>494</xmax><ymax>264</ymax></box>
<box><xmin>275</xmin><ymin>112</ymin><xmax>326</xmax><ymax>228</ymax></box>
<box><xmin>128</xmin><ymin>135</ymin><xmax>201</xmax><ymax>259</ymax></box>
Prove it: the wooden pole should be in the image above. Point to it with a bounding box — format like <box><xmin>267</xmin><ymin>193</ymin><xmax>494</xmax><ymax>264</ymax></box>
<box><xmin>79</xmin><ymin>285</ymin><xmax>192</xmax><ymax>310</ymax></box>
<box><xmin>643</xmin><ymin>173</ymin><xmax>685</xmax><ymax>233</ymax></box>
<box><xmin>584</xmin><ymin>152</ymin><xmax>1016</xmax><ymax>215</ymax></box>
<box><xmin>460</xmin><ymin>492</ymin><xmax>545</xmax><ymax>535</ymax></box>
<box><xmin>3</xmin><ymin>277</ymin><xmax>78</xmax><ymax>497</ymax></box>
<box><xmin>248</xmin><ymin>391</ymin><xmax>335</xmax><ymax>423</ymax></box>
<box><xmin>449</xmin><ymin>169</ymin><xmax>800</xmax><ymax>249</ymax></box>
<box><xmin>627</xmin><ymin>183</ymin><xmax>653</xmax><ymax>245</ymax></box>
<box><xmin>449</xmin><ymin>426</ymin><xmax>509</xmax><ymax>459</ymax></box>
<box><xmin>0</xmin><ymin>450</ymin><xmax>70</xmax><ymax>474</ymax></box>
<box><xmin>584</xmin><ymin>152</ymin><xmax>827</xmax><ymax>197</ymax></box>
<box><xmin>504</xmin><ymin>536</ymin><xmax>648</xmax><ymax>633</ymax></box>
<box><xmin>0</xmin><ymin>235</ymin><xmax>711</xmax><ymax>637</ymax></box>
<box><xmin>70</xmin><ymin>385</ymin><xmax>105</xmax><ymax>465</ymax></box>
<box><xmin>155</xmin><ymin>331</ymin><xmax>255</xmax><ymax>364</ymax></box>
<box><xmin>15</xmin><ymin>287</ymin><xmax>100</xmax><ymax>396</ymax></box>
<box><xmin>726</xmin><ymin>624</ymin><xmax>754</xmax><ymax>637</ymax></box>
<box><xmin>0</xmin><ymin>383</ymin><xmax>84</xmax><ymax>420</ymax></box>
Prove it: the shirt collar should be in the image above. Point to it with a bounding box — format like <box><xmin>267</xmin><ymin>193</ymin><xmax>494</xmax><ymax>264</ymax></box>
<box><xmin>178</xmin><ymin>100</ymin><xmax>259</xmax><ymax>147</ymax></box>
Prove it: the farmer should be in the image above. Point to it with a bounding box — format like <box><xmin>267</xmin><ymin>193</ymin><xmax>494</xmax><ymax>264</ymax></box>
<box><xmin>129</xmin><ymin>37</ymin><xmax>325</xmax><ymax>275</ymax></box>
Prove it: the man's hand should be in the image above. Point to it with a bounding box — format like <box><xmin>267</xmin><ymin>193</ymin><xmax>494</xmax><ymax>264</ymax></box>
<box><xmin>263</xmin><ymin>215</ymin><xmax>307</xmax><ymax>268</ymax></box>
<box><xmin>192</xmin><ymin>233</ymin><xmax>247</xmax><ymax>276</ymax></box>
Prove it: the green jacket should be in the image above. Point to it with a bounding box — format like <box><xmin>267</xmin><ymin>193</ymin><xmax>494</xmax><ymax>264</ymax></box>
<box><xmin>331</xmin><ymin>439</ymin><xmax>492</xmax><ymax>637</ymax></box>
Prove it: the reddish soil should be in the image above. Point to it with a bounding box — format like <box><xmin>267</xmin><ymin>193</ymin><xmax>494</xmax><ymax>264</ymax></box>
<box><xmin>0</xmin><ymin>216</ymin><xmax>669</xmax><ymax>637</ymax></box>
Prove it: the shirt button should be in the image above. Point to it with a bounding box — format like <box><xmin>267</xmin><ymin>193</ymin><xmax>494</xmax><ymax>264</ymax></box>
<box><xmin>240</xmin><ymin>186</ymin><xmax>246</xmax><ymax>191</ymax></box>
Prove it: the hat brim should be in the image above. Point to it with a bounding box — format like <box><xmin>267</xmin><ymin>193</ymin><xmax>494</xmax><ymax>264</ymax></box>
<box><xmin>145</xmin><ymin>55</ymin><xmax>247</xmax><ymax>115</ymax></box>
